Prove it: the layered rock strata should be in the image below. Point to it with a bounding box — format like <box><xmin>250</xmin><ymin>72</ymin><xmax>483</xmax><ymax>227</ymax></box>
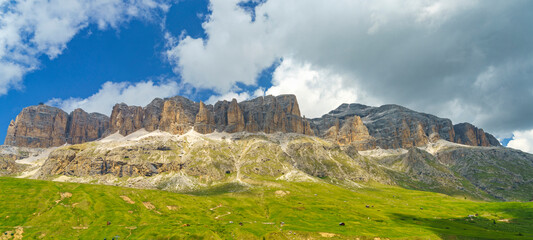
<box><xmin>310</xmin><ymin>103</ymin><xmax>500</xmax><ymax>150</ymax></box>
<box><xmin>6</xmin><ymin>95</ymin><xmax>313</xmax><ymax>147</ymax></box>
<box><xmin>4</xmin><ymin>95</ymin><xmax>501</xmax><ymax>150</ymax></box>
<box><xmin>68</xmin><ymin>109</ymin><xmax>110</xmax><ymax>144</ymax></box>
<box><xmin>453</xmin><ymin>123</ymin><xmax>500</xmax><ymax>147</ymax></box>
<box><xmin>5</xmin><ymin>105</ymin><xmax>69</xmax><ymax>148</ymax></box>
<box><xmin>5</xmin><ymin>105</ymin><xmax>110</xmax><ymax>148</ymax></box>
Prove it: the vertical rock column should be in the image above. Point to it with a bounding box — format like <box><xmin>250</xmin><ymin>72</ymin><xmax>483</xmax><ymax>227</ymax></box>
<box><xmin>67</xmin><ymin>109</ymin><xmax>110</xmax><ymax>144</ymax></box>
<box><xmin>226</xmin><ymin>99</ymin><xmax>245</xmax><ymax>133</ymax></box>
<box><xmin>194</xmin><ymin>101</ymin><xmax>216</xmax><ymax>134</ymax></box>
<box><xmin>110</xmin><ymin>103</ymin><xmax>144</xmax><ymax>136</ymax></box>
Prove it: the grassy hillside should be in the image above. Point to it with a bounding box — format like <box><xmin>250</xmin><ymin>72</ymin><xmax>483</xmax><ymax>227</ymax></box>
<box><xmin>1</xmin><ymin>178</ymin><xmax>532</xmax><ymax>239</ymax></box>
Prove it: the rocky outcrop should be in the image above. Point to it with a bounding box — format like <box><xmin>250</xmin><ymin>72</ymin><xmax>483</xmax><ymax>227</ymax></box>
<box><xmin>142</xmin><ymin>98</ymin><xmax>164</xmax><ymax>131</ymax></box>
<box><xmin>40</xmin><ymin>148</ymin><xmax>185</xmax><ymax>178</ymax></box>
<box><xmin>103</xmin><ymin>95</ymin><xmax>313</xmax><ymax>138</ymax></box>
<box><xmin>310</xmin><ymin>103</ymin><xmax>500</xmax><ymax>150</ymax></box>
<box><xmin>4</xmin><ymin>95</ymin><xmax>500</xmax><ymax>150</ymax></box>
<box><xmin>311</xmin><ymin>103</ymin><xmax>456</xmax><ymax>150</ymax></box>
<box><xmin>226</xmin><ymin>99</ymin><xmax>245</xmax><ymax>133</ymax></box>
<box><xmin>194</xmin><ymin>101</ymin><xmax>216</xmax><ymax>134</ymax></box>
<box><xmin>4</xmin><ymin>105</ymin><xmax>69</xmax><ymax>148</ymax></box>
<box><xmin>34</xmin><ymin>132</ymin><xmax>528</xmax><ymax>200</ymax></box>
<box><xmin>436</xmin><ymin>147</ymin><xmax>532</xmax><ymax>201</ymax></box>
<box><xmin>454</xmin><ymin>123</ymin><xmax>501</xmax><ymax>147</ymax></box>
<box><xmin>323</xmin><ymin>116</ymin><xmax>375</xmax><ymax>150</ymax></box>
<box><xmin>110</xmin><ymin>103</ymin><xmax>144</xmax><ymax>136</ymax></box>
<box><xmin>4</xmin><ymin>105</ymin><xmax>109</xmax><ymax>148</ymax></box>
<box><xmin>68</xmin><ymin>109</ymin><xmax>110</xmax><ymax>144</ymax></box>
<box><xmin>237</xmin><ymin>95</ymin><xmax>312</xmax><ymax>134</ymax></box>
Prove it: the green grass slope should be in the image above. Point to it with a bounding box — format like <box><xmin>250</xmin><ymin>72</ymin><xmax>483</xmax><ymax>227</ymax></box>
<box><xmin>1</xmin><ymin>178</ymin><xmax>532</xmax><ymax>239</ymax></box>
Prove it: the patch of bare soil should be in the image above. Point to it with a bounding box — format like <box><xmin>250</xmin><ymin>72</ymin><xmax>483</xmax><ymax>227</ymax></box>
<box><xmin>319</xmin><ymin>232</ymin><xmax>336</xmax><ymax>238</ymax></box>
<box><xmin>60</xmin><ymin>192</ymin><xmax>72</xmax><ymax>199</ymax></box>
<box><xmin>55</xmin><ymin>192</ymin><xmax>73</xmax><ymax>204</ymax></box>
<box><xmin>166</xmin><ymin>205</ymin><xmax>178</xmax><ymax>210</ymax></box>
<box><xmin>275</xmin><ymin>190</ymin><xmax>290</xmax><ymax>197</ymax></box>
<box><xmin>1</xmin><ymin>227</ymin><xmax>24</xmax><ymax>240</ymax></box>
<box><xmin>142</xmin><ymin>202</ymin><xmax>155</xmax><ymax>210</ymax></box>
<box><xmin>120</xmin><ymin>195</ymin><xmax>135</xmax><ymax>204</ymax></box>
<box><xmin>71</xmin><ymin>226</ymin><xmax>88</xmax><ymax>230</ymax></box>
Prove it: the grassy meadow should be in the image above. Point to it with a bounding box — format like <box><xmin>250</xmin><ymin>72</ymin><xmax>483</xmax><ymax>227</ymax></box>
<box><xmin>0</xmin><ymin>177</ymin><xmax>532</xmax><ymax>239</ymax></box>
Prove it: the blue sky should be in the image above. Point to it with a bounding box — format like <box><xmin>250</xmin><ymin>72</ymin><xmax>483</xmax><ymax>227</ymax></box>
<box><xmin>0</xmin><ymin>0</ymin><xmax>203</xmax><ymax>139</ymax></box>
<box><xmin>0</xmin><ymin>0</ymin><xmax>532</xmax><ymax>152</ymax></box>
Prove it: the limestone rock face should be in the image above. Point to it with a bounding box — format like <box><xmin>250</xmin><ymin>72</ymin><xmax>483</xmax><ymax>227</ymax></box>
<box><xmin>110</xmin><ymin>103</ymin><xmax>144</xmax><ymax>136</ymax></box>
<box><xmin>41</xmin><ymin>147</ymin><xmax>185</xmax><ymax>178</ymax></box>
<box><xmin>324</xmin><ymin>116</ymin><xmax>375</xmax><ymax>150</ymax></box>
<box><xmin>142</xmin><ymin>98</ymin><xmax>164</xmax><ymax>131</ymax></box>
<box><xmin>311</xmin><ymin>103</ymin><xmax>501</xmax><ymax>149</ymax></box>
<box><xmin>194</xmin><ymin>101</ymin><xmax>215</xmax><ymax>134</ymax></box>
<box><xmin>4</xmin><ymin>105</ymin><xmax>112</xmax><ymax>148</ymax></box>
<box><xmin>4</xmin><ymin>105</ymin><xmax>69</xmax><ymax>148</ymax></box>
<box><xmin>4</xmin><ymin>94</ymin><xmax>500</xmax><ymax>150</ymax></box>
<box><xmin>311</xmin><ymin>104</ymin><xmax>456</xmax><ymax>150</ymax></box>
<box><xmin>237</xmin><ymin>95</ymin><xmax>312</xmax><ymax>135</ymax></box>
<box><xmin>226</xmin><ymin>99</ymin><xmax>245</xmax><ymax>133</ymax></box>
<box><xmin>68</xmin><ymin>109</ymin><xmax>110</xmax><ymax>144</ymax></box>
<box><xmin>106</xmin><ymin>95</ymin><xmax>311</xmax><ymax>136</ymax></box>
<box><xmin>454</xmin><ymin>123</ymin><xmax>500</xmax><ymax>147</ymax></box>
<box><xmin>158</xmin><ymin>97</ymin><xmax>198</xmax><ymax>134</ymax></box>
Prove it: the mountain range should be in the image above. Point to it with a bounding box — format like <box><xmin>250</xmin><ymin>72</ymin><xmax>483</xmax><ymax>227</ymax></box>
<box><xmin>2</xmin><ymin>93</ymin><xmax>533</xmax><ymax>240</ymax></box>
<box><xmin>4</xmin><ymin>94</ymin><xmax>499</xmax><ymax>150</ymax></box>
<box><xmin>2</xmin><ymin>94</ymin><xmax>532</xmax><ymax>203</ymax></box>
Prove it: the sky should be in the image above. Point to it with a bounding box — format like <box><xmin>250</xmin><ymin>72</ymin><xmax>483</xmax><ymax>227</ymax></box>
<box><xmin>1</xmin><ymin>0</ymin><xmax>532</xmax><ymax>153</ymax></box>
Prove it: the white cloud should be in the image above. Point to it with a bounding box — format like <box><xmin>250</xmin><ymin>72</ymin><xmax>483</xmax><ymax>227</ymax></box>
<box><xmin>202</xmin><ymin>58</ymin><xmax>362</xmax><ymax>119</ymax></box>
<box><xmin>0</xmin><ymin>61</ymin><xmax>28</xmax><ymax>95</ymax></box>
<box><xmin>47</xmin><ymin>80</ymin><xmax>180</xmax><ymax>115</ymax></box>
<box><xmin>205</xmin><ymin>87</ymin><xmax>265</xmax><ymax>105</ymax></box>
<box><xmin>265</xmin><ymin>59</ymin><xmax>361</xmax><ymax>118</ymax></box>
<box><xmin>205</xmin><ymin>91</ymin><xmax>251</xmax><ymax>105</ymax></box>
<box><xmin>507</xmin><ymin>129</ymin><xmax>533</xmax><ymax>154</ymax></box>
<box><xmin>0</xmin><ymin>0</ymin><xmax>169</xmax><ymax>95</ymax></box>
<box><xmin>166</xmin><ymin>0</ymin><xmax>533</xmax><ymax>135</ymax></box>
<box><xmin>166</xmin><ymin>0</ymin><xmax>278</xmax><ymax>93</ymax></box>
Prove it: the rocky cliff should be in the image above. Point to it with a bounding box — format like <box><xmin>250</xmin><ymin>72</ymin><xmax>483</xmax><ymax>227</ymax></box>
<box><xmin>4</xmin><ymin>105</ymin><xmax>110</xmax><ymax>148</ymax></box>
<box><xmin>5</xmin><ymin>105</ymin><xmax>69</xmax><ymax>148</ymax></box>
<box><xmin>68</xmin><ymin>109</ymin><xmax>110</xmax><ymax>144</ymax></box>
<box><xmin>5</xmin><ymin>95</ymin><xmax>313</xmax><ymax>148</ymax></box>
<box><xmin>453</xmin><ymin>122</ymin><xmax>500</xmax><ymax>147</ymax></box>
<box><xmin>107</xmin><ymin>94</ymin><xmax>312</xmax><ymax>137</ymax></box>
<box><xmin>310</xmin><ymin>103</ymin><xmax>500</xmax><ymax>150</ymax></box>
<box><xmin>4</xmin><ymin>95</ymin><xmax>500</xmax><ymax>149</ymax></box>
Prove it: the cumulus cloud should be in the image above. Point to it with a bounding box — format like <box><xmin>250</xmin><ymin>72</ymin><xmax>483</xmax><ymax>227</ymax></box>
<box><xmin>47</xmin><ymin>80</ymin><xmax>180</xmax><ymax>115</ymax></box>
<box><xmin>507</xmin><ymin>129</ymin><xmax>533</xmax><ymax>154</ymax></box>
<box><xmin>0</xmin><ymin>0</ymin><xmax>169</xmax><ymax>95</ymax></box>
<box><xmin>166</xmin><ymin>0</ymin><xmax>533</xmax><ymax>135</ymax></box>
<box><xmin>166</xmin><ymin>0</ymin><xmax>278</xmax><ymax>93</ymax></box>
<box><xmin>203</xmin><ymin>58</ymin><xmax>362</xmax><ymax>118</ymax></box>
<box><xmin>205</xmin><ymin>90</ymin><xmax>260</xmax><ymax>105</ymax></box>
<box><xmin>265</xmin><ymin>59</ymin><xmax>362</xmax><ymax>118</ymax></box>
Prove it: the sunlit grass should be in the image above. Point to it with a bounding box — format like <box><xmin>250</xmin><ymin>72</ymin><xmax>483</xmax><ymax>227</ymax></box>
<box><xmin>0</xmin><ymin>177</ymin><xmax>532</xmax><ymax>239</ymax></box>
